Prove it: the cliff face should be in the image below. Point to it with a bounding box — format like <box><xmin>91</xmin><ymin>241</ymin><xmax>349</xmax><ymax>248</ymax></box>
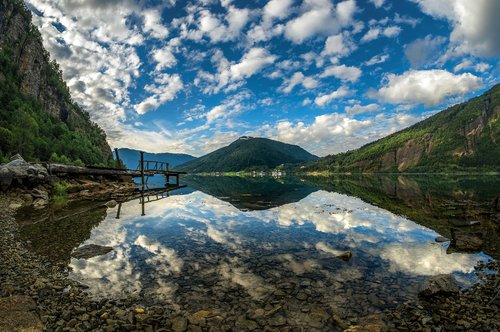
<box><xmin>0</xmin><ymin>0</ymin><xmax>113</xmax><ymax>165</ymax></box>
<box><xmin>304</xmin><ymin>84</ymin><xmax>500</xmax><ymax>172</ymax></box>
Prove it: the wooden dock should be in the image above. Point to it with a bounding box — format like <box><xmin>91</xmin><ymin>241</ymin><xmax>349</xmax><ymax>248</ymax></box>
<box><xmin>45</xmin><ymin>150</ymin><xmax>186</xmax><ymax>187</ymax></box>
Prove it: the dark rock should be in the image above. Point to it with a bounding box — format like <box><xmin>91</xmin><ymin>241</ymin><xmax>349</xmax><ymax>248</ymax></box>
<box><xmin>418</xmin><ymin>275</ymin><xmax>460</xmax><ymax>298</ymax></box>
<box><xmin>71</xmin><ymin>244</ymin><xmax>114</xmax><ymax>259</ymax></box>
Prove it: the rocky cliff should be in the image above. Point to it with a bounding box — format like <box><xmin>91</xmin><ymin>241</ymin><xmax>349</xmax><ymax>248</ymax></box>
<box><xmin>303</xmin><ymin>84</ymin><xmax>500</xmax><ymax>173</ymax></box>
<box><xmin>0</xmin><ymin>0</ymin><xmax>113</xmax><ymax>165</ymax></box>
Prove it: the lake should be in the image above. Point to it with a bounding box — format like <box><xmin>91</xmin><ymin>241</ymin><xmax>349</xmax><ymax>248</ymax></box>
<box><xmin>17</xmin><ymin>175</ymin><xmax>499</xmax><ymax>328</ymax></box>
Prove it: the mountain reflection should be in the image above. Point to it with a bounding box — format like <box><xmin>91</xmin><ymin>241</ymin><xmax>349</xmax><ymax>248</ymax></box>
<box><xmin>65</xmin><ymin>180</ymin><xmax>491</xmax><ymax>321</ymax></box>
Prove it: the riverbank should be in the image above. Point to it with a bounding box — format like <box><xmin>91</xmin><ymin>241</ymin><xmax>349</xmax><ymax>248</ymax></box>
<box><xmin>1</xmin><ymin>190</ymin><xmax>499</xmax><ymax>331</ymax></box>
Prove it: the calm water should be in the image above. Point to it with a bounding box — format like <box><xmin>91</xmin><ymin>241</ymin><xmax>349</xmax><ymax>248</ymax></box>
<box><xmin>18</xmin><ymin>175</ymin><xmax>499</xmax><ymax>325</ymax></box>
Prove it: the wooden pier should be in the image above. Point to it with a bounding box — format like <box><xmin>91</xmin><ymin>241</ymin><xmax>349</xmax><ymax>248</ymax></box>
<box><xmin>45</xmin><ymin>150</ymin><xmax>186</xmax><ymax>187</ymax></box>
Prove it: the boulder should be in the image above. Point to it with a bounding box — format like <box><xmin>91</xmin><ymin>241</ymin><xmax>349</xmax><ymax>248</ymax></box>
<box><xmin>0</xmin><ymin>155</ymin><xmax>49</xmax><ymax>189</ymax></box>
<box><xmin>435</xmin><ymin>236</ymin><xmax>450</xmax><ymax>243</ymax></box>
<box><xmin>71</xmin><ymin>244</ymin><xmax>114</xmax><ymax>259</ymax></box>
<box><xmin>418</xmin><ymin>274</ymin><xmax>460</xmax><ymax>298</ymax></box>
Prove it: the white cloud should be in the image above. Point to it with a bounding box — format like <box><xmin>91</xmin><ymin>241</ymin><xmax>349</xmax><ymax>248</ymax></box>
<box><xmin>142</xmin><ymin>9</ymin><xmax>169</xmax><ymax>39</ymax></box>
<box><xmin>281</xmin><ymin>72</ymin><xmax>319</xmax><ymax>93</ymax></box>
<box><xmin>263</xmin><ymin>0</ymin><xmax>294</xmax><ymax>20</ymax></box>
<box><xmin>405</xmin><ymin>35</ymin><xmax>447</xmax><ymax>68</ymax></box>
<box><xmin>320</xmin><ymin>64</ymin><xmax>362</xmax><ymax>82</ymax></box>
<box><xmin>314</xmin><ymin>86</ymin><xmax>351</xmax><ymax>106</ymax></box>
<box><xmin>411</xmin><ymin>0</ymin><xmax>500</xmax><ymax>57</ymax></box>
<box><xmin>284</xmin><ymin>0</ymin><xmax>357</xmax><ymax>43</ymax></box>
<box><xmin>361</xmin><ymin>25</ymin><xmax>401</xmax><ymax>42</ymax></box>
<box><xmin>345</xmin><ymin>103</ymin><xmax>381</xmax><ymax>114</ymax></box>
<box><xmin>198</xmin><ymin>5</ymin><xmax>250</xmax><ymax>43</ymax></box>
<box><xmin>374</xmin><ymin>70</ymin><xmax>482</xmax><ymax>106</ymax></box>
<box><xmin>370</xmin><ymin>0</ymin><xmax>385</xmax><ymax>8</ymax></box>
<box><xmin>321</xmin><ymin>33</ymin><xmax>356</xmax><ymax>57</ymax></box>
<box><xmin>196</xmin><ymin>48</ymin><xmax>276</xmax><ymax>94</ymax></box>
<box><xmin>134</xmin><ymin>74</ymin><xmax>184</xmax><ymax>115</ymax></box>
<box><xmin>364</xmin><ymin>54</ymin><xmax>389</xmax><ymax>66</ymax></box>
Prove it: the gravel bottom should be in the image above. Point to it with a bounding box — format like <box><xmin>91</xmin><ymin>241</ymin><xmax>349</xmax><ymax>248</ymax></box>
<box><xmin>1</xmin><ymin>191</ymin><xmax>499</xmax><ymax>332</ymax></box>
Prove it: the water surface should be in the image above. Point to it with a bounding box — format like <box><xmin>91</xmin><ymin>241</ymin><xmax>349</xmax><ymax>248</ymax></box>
<box><xmin>18</xmin><ymin>175</ymin><xmax>498</xmax><ymax>326</ymax></box>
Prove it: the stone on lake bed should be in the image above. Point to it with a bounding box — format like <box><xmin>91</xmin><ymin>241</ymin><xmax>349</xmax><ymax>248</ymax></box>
<box><xmin>71</xmin><ymin>244</ymin><xmax>114</xmax><ymax>259</ymax></box>
<box><xmin>418</xmin><ymin>274</ymin><xmax>460</xmax><ymax>298</ymax></box>
<box><xmin>450</xmin><ymin>230</ymin><xmax>483</xmax><ymax>251</ymax></box>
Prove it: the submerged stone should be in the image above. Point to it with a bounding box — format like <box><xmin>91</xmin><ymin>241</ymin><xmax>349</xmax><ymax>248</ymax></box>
<box><xmin>418</xmin><ymin>274</ymin><xmax>460</xmax><ymax>298</ymax></box>
<box><xmin>71</xmin><ymin>244</ymin><xmax>114</xmax><ymax>259</ymax></box>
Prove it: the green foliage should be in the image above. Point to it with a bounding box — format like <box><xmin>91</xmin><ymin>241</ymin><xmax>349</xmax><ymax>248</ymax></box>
<box><xmin>0</xmin><ymin>29</ymin><xmax>112</xmax><ymax>165</ymax></box>
<box><xmin>302</xmin><ymin>84</ymin><xmax>500</xmax><ymax>173</ymax></box>
<box><xmin>51</xmin><ymin>181</ymin><xmax>68</xmax><ymax>204</ymax></box>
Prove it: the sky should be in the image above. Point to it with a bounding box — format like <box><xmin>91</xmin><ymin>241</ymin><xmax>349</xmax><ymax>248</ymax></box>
<box><xmin>25</xmin><ymin>0</ymin><xmax>500</xmax><ymax>157</ymax></box>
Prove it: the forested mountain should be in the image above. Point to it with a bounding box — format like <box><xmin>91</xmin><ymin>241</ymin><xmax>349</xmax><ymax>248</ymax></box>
<box><xmin>0</xmin><ymin>0</ymin><xmax>113</xmax><ymax>166</ymax></box>
<box><xmin>175</xmin><ymin>137</ymin><xmax>318</xmax><ymax>173</ymax></box>
<box><xmin>116</xmin><ymin>148</ymin><xmax>195</xmax><ymax>170</ymax></box>
<box><xmin>302</xmin><ymin>84</ymin><xmax>500</xmax><ymax>173</ymax></box>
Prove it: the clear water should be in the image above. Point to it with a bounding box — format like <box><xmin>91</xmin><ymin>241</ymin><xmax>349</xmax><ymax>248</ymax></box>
<box><xmin>19</xmin><ymin>175</ymin><xmax>498</xmax><ymax>324</ymax></box>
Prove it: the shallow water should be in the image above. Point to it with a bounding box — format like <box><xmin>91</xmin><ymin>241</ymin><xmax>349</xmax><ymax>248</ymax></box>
<box><xmin>18</xmin><ymin>175</ymin><xmax>498</xmax><ymax>324</ymax></box>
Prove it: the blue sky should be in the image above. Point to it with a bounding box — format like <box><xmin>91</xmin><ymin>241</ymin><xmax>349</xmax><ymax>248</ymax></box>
<box><xmin>26</xmin><ymin>0</ymin><xmax>499</xmax><ymax>157</ymax></box>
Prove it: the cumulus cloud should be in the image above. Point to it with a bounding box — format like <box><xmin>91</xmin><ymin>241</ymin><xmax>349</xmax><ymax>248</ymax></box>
<box><xmin>374</xmin><ymin>70</ymin><xmax>482</xmax><ymax>106</ymax></box>
<box><xmin>405</xmin><ymin>35</ymin><xmax>447</xmax><ymax>68</ymax></box>
<box><xmin>370</xmin><ymin>0</ymin><xmax>386</xmax><ymax>8</ymax></box>
<box><xmin>345</xmin><ymin>103</ymin><xmax>381</xmax><ymax>114</ymax></box>
<box><xmin>321</xmin><ymin>33</ymin><xmax>357</xmax><ymax>57</ymax></box>
<box><xmin>411</xmin><ymin>0</ymin><xmax>500</xmax><ymax>57</ymax></box>
<box><xmin>364</xmin><ymin>54</ymin><xmax>389</xmax><ymax>66</ymax></box>
<box><xmin>281</xmin><ymin>72</ymin><xmax>319</xmax><ymax>93</ymax></box>
<box><xmin>320</xmin><ymin>64</ymin><xmax>362</xmax><ymax>82</ymax></box>
<box><xmin>196</xmin><ymin>48</ymin><xmax>276</xmax><ymax>94</ymax></box>
<box><xmin>134</xmin><ymin>74</ymin><xmax>184</xmax><ymax>115</ymax></box>
<box><xmin>247</xmin><ymin>0</ymin><xmax>293</xmax><ymax>43</ymax></box>
<box><xmin>284</xmin><ymin>0</ymin><xmax>357</xmax><ymax>43</ymax></box>
<box><xmin>361</xmin><ymin>25</ymin><xmax>402</xmax><ymax>42</ymax></box>
<box><xmin>314</xmin><ymin>86</ymin><xmax>352</xmax><ymax>106</ymax></box>
<box><xmin>198</xmin><ymin>5</ymin><xmax>250</xmax><ymax>43</ymax></box>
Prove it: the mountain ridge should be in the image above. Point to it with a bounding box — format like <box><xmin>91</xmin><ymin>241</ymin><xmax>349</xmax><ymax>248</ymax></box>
<box><xmin>175</xmin><ymin>137</ymin><xmax>318</xmax><ymax>173</ymax></box>
<box><xmin>302</xmin><ymin>83</ymin><xmax>500</xmax><ymax>173</ymax></box>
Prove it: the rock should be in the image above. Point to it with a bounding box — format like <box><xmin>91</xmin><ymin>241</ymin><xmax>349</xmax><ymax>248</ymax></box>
<box><xmin>171</xmin><ymin>316</ymin><xmax>188</xmax><ymax>332</ymax></box>
<box><xmin>268</xmin><ymin>315</ymin><xmax>286</xmax><ymax>326</ymax></box>
<box><xmin>418</xmin><ymin>275</ymin><xmax>460</xmax><ymax>298</ymax></box>
<box><xmin>10</xmin><ymin>154</ymin><xmax>24</xmax><ymax>161</ymax></box>
<box><xmin>134</xmin><ymin>308</ymin><xmax>145</xmax><ymax>314</ymax></box>
<box><xmin>435</xmin><ymin>236</ymin><xmax>450</xmax><ymax>243</ymax></box>
<box><xmin>0</xmin><ymin>296</ymin><xmax>44</xmax><ymax>331</ymax></box>
<box><xmin>450</xmin><ymin>230</ymin><xmax>483</xmax><ymax>251</ymax></box>
<box><xmin>32</xmin><ymin>198</ymin><xmax>48</xmax><ymax>209</ymax></box>
<box><xmin>188</xmin><ymin>310</ymin><xmax>211</xmax><ymax>325</ymax></box>
<box><xmin>104</xmin><ymin>200</ymin><xmax>118</xmax><ymax>208</ymax></box>
<box><xmin>8</xmin><ymin>203</ymin><xmax>22</xmax><ymax>209</ymax></box>
<box><xmin>235</xmin><ymin>316</ymin><xmax>258</xmax><ymax>330</ymax></box>
<box><xmin>0</xmin><ymin>156</ymin><xmax>49</xmax><ymax>189</ymax></box>
<box><xmin>32</xmin><ymin>188</ymin><xmax>49</xmax><ymax>200</ymax></box>
<box><xmin>71</xmin><ymin>244</ymin><xmax>114</xmax><ymax>259</ymax></box>
<box><xmin>337</xmin><ymin>251</ymin><xmax>353</xmax><ymax>261</ymax></box>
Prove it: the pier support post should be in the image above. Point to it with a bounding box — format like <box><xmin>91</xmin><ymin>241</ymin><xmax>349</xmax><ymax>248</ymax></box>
<box><xmin>140</xmin><ymin>151</ymin><xmax>145</xmax><ymax>191</ymax></box>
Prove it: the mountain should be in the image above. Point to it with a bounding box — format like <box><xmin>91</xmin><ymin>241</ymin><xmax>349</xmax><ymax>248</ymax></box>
<box><xmin>116</xmin><ymin>148</ymin><xmax>195</xmax><ymax>170</ymax></box>
<box><xmin>175</xmin><ymin>136</ymin><xmax>318</xmax><ymax>173</ymax></box>
<box><xmin>0</xmin><ymin>0</ymin><xmax>113</xmax><ymax>166</ymax></box>
<box><xmin>302</xmin><ymin>84</ymin><xmax>500</xmax><ymax>173</ymax></box>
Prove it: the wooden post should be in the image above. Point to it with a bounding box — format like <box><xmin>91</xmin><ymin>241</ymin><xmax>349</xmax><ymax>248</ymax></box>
<box><xmin>116</xmin><ymin>203</ymin><xmax>122</xmax><ymax>219</ymax></box>
<box><xmin>114</xmin><ymin>148</ymin><xmax>121</xmax><ymax>169</ymax></box>
<box><xmin>140</xmin><ymin>151</ymin><xmax>145</xmax><ymax>191</ymax></box>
